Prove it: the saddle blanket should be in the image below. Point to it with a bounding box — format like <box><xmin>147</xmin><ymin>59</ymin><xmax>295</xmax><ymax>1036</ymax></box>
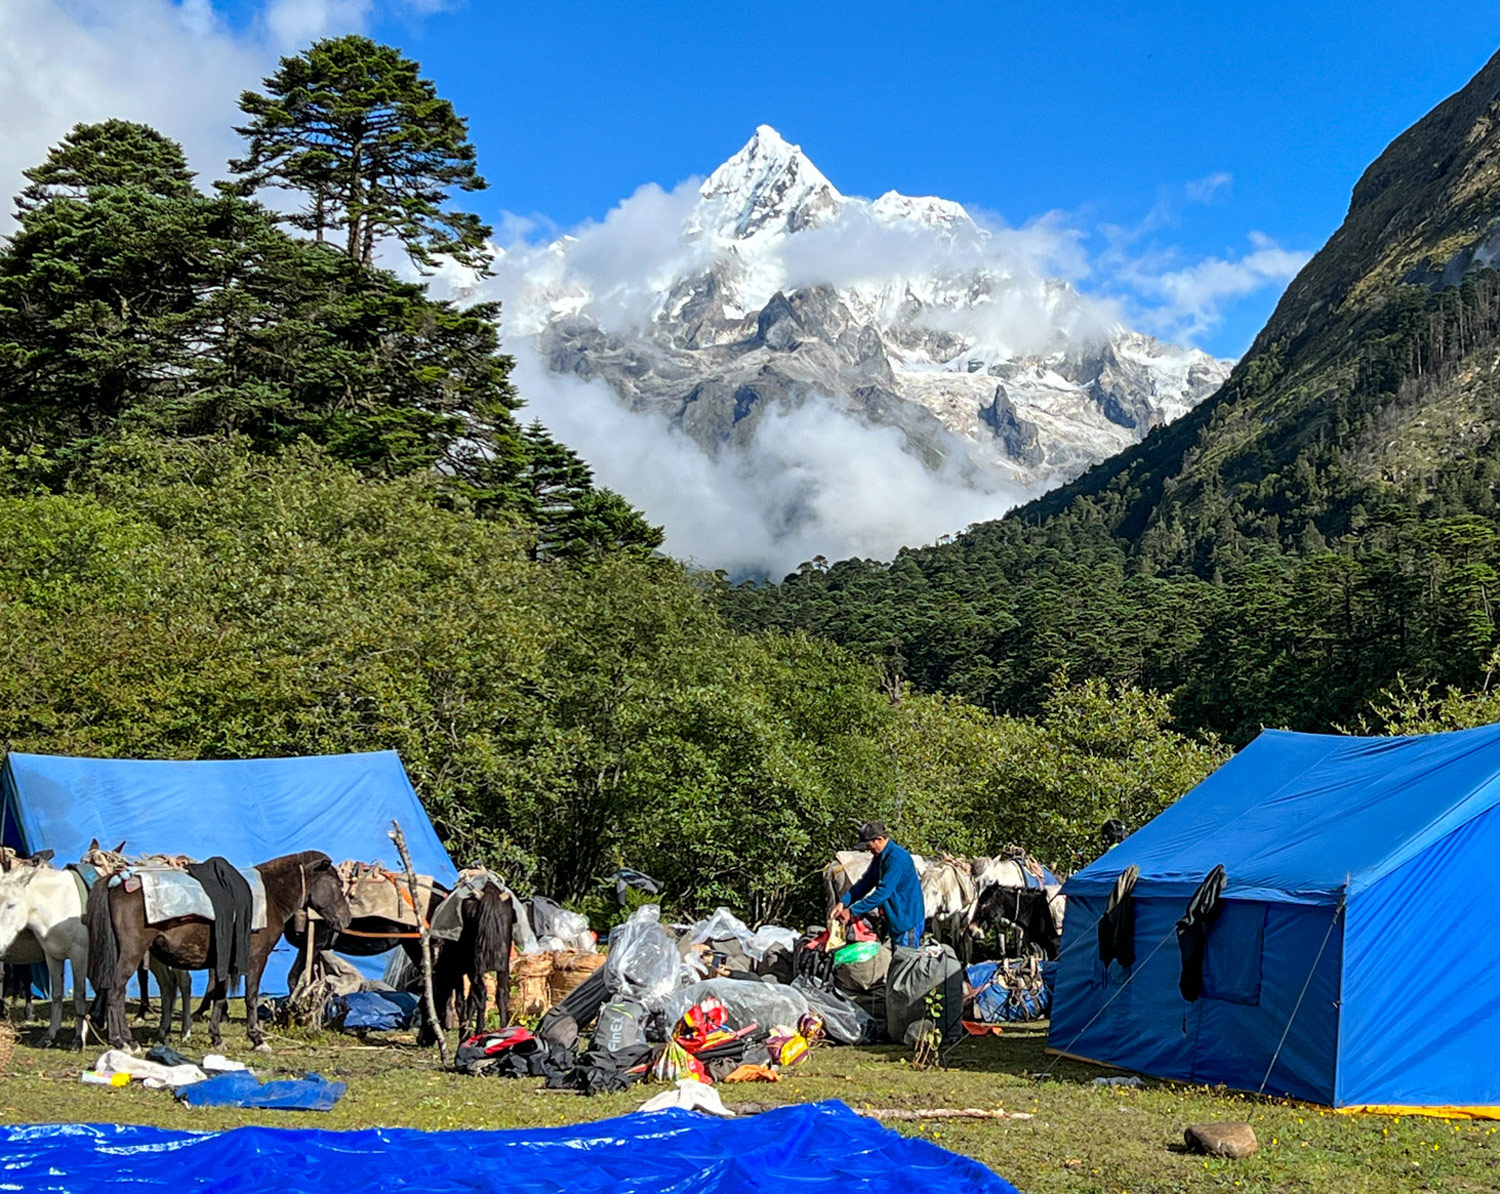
<box><xmin>115</xmin><ymin>867</ymin><xmax>268</xmax><ymax>931</ymax></box>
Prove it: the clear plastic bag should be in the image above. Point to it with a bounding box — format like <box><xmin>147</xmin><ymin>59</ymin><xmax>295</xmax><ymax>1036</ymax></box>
<box><xmin>529</xmin><ymin>895</ymin><xmax>596</xmax><ymax>953</ymax></box>
<box><xmin>789</xmin><ymin>976</ymin><xmax>874</xmax><ymax>1045</ymax></box>
<box><xmin>602</xmin><ymin>905</ymin><xmax>686</xmax><ymax>1011</ymax></box>
<box><xmin>662</xmin><ymin>977</ymin><xmax>811</xmax><ymax>1036</ymax></box>
<box><xmin>687</xmin><ymin>907</ymin><xmax>799</xmax><ymax>961</ymax></box>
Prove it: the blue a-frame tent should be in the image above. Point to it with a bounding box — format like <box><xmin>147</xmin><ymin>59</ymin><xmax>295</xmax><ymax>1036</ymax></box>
<box><xmin>1050</xmin><ymin>724</ymin><xmax>1500</xmax><ymax>1114</ymax></box>
<box><xmin>0</xmin><ymin>750</ymin><xmax>457</xmax><ymax>994</ymax></box>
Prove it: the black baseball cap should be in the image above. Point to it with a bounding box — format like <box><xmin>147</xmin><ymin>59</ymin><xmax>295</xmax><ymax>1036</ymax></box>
<box><xmin>856</xmin><ymin>820</ymin><xmax>889</xmax><ymax>846</ymax></box>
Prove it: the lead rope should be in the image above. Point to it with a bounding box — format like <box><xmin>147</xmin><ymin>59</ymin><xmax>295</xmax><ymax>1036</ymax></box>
<box><xmin>1257</xmin><ymin>883</ymin><xmax>1347</xmax><ymax>1094</ymax></box>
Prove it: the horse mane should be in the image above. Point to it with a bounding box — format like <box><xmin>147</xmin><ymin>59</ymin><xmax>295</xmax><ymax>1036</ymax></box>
<box><xmin>256</xmin><ymin>850</ymin><xmax>334</xmax><ymax>876</ymax></box>
<box><xmin>468</xmin><ymin>884</ymin><xmax>515</xmax><ymax>973</ymax></box>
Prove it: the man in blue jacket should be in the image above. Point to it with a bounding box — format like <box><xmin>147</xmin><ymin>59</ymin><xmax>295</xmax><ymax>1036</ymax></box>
<box><xmin>832</xmin><ymin>821</ymin><xmax>926</xmax><ymax>948</ymax></box>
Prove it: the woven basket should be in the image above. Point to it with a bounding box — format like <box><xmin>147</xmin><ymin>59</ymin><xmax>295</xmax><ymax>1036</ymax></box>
<box><xmin>547</xmin><ymin>950</ymin><xmax>606</xmax><ymax>1005</ymax></box>
<box><xmin>0</xmin><ymin>1021</ymin><xmax>14</xmax><ymax>1077</ymax></box>
<box><xmin>511</xmin><ymin>952</ymin><xmax>556</xmax><ymax>1020</ymax></box>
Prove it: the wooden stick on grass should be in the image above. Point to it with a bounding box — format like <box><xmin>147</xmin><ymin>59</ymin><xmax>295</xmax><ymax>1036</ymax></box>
<box><xmin>390</xmin><ymin>819</ymin><xmax>448</xmax><ymax>1069</ymax></box>
<box><xmin>855</xmin><ymin>1108</ymin><xmax>1034</xmax><ymax>1122</ymax></box>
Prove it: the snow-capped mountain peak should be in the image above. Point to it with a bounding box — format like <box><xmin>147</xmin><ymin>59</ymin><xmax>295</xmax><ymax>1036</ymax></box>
<box><xmin>871</xmin><ymin>190</ymin><xmax>977</xmax><ymax>237</ymax></box>
<box><xmin>502</xmin><ymin>126</ymin><xmax>1234</xmax><ymax>560</ymax></box>
<box><xmin>694</xmin><ymin>125</ymin><xmax>844</xmax><ymax>242</ymax></box>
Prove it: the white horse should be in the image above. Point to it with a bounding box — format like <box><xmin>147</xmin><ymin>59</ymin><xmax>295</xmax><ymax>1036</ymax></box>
<box><xmin>0</xmin><ymin>855</ymin><xmax>193</xmax><ymax>1048</ymax></box>
<box><xmin>919</xmin><ymin>856</ymin><xmax>980</xmax><ymax>964</ymax></box>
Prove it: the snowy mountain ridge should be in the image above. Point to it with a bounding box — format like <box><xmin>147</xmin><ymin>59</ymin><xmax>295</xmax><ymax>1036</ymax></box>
<box><xmin>497</xmin><ymin>125</ymin><xmax>1234</xmax><ymax>541</ymax></box>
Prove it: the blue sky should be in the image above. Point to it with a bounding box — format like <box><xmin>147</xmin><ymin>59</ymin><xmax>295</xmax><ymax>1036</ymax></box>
<box><xmin>7</xmin><ymin>2</ymin><xmax>1498</xmax><ymax>358</ymax></box>
<box><xmin>276</xmin><ymin>1</ymin><xmax>1498</xmax><ymax>357</ymax></box>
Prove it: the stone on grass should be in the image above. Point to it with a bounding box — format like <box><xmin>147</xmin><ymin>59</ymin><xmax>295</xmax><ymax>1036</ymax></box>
<box><xmin>1184</xmin><ymin>1122</ymin><xmax>1258</xmax><ymax>1159</ymax></box>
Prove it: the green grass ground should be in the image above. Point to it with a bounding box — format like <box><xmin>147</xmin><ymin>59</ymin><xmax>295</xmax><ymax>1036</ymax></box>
<box><xmin>3</xmin><ymin>1011</ymin><xmax>1497</xmax><ymax>1194</ymax></box>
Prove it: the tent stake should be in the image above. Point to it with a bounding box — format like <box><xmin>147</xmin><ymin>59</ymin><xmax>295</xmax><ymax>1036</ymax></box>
<box><xmin>390</xmin><ymin>819</ymin><xmax>448</xmax><ymax>1069</ymax></box>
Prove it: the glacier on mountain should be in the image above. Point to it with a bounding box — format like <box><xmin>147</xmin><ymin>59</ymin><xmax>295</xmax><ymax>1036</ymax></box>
<box><xmin>486</xmin><ymin>125</ymin><xmax>1233</xmax><ymax>572</ymax></box>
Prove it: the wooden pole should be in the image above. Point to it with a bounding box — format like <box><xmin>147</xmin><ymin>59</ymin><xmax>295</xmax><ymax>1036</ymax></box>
<box><xmin>389</xmin><ymin>819</ymin><xmax>448</xmax><ymax>1069</ymax></box>
<box><xmin>855</xmin><ymin>1108</ymin><xmax>1034</xmax><ymax>1122</ymax></box>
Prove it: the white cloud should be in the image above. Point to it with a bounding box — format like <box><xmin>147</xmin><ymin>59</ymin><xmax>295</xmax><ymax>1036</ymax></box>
<box><xmin>510</xmin><ymin>342</ymin><xmax>1033</xmax><ymax>578</ymax></box>
<box><xmin>0</xmin><ymin>0</ymin><xmax>441</xmax><ymax>234</ymax></box>
<box><xmin>1185</xmin><ymin>171</ymin><xmax>1233</xmax><ymax>205</ymax></box>
<box><xmin>1117</xmin><ymin>231</ymin><xmax>1310</xmax><ymax>341</ymax></box>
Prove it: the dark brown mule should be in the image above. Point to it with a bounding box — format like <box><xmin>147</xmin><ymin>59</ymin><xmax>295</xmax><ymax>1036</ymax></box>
<box><xmin>87</xmin><ymin>851</ymin><xmax>350</xmax><ymax>1050</ymax></box>
<box><xmin>282</xmin><ymin>879</ymin><xmax>450</xmax><ymax>981</ymax></box>
<box><xmin>421</xmin><ymin>882</ymin><xmax>515</xmax><ymax>1043</ymax></box>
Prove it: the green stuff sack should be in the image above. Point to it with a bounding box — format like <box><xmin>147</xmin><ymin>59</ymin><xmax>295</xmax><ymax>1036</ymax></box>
<box><xmin>834</xmin><ymin>941</ymin><xmax>881</xmax><ymax>965</ymax></box>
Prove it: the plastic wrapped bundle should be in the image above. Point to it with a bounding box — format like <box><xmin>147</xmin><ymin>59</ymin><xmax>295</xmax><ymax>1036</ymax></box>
<box><xmin>601</xmin><ymin>905</ymin><xmax>689</xmax><ymax>1011</ymax></box>
<box><xmin>663</xmin><ymin>977</ymin><xmax>811</xmax><ymax>1035</ymax></box>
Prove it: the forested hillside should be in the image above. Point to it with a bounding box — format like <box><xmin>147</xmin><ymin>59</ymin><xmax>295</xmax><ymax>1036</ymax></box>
<box><xmin>724</xmin><ymin>48</ymin><xmax>1500</xmax><ymax>743</ymax></box>
<box><xmin>0</xmin><ymin>36</ymin><xmax>1222</xmax><ymax>916</ymax></box>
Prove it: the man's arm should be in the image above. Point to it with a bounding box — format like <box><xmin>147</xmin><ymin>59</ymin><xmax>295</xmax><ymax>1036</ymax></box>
<box><xmin>841</xmin><ymin>859</ymin><xmax>878</xmax><ymax>908</ymax></box>
<box><xmin>848</xmin><ymin>858</ymin><xmax>897</xmax><ymax>919</ymax></box>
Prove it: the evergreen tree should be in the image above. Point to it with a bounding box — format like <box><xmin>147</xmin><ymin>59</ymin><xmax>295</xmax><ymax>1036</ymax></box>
<box><xmin>228</xmin><ymin>35</ymin><xmax>490</xmax><ymax>271</ymax></box>
<box><xmin>16</xmin><ymin>120</ymin><xmax>195</xmax><ymax>212</ymax></box>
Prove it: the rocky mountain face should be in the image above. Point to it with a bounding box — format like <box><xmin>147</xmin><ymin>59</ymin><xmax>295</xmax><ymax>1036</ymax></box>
<box><xmin>507</xmin><ymin>126</ymin><xmax>1231</xmax><ymax>491</ymax></box>
<box><xmin>1023</xmin><ymin>46</ymin><xmax>1500</xmax><ymax>571</ymax></box>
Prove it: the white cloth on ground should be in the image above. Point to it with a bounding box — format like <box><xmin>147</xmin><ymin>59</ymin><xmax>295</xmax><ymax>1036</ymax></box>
<box><xmin>95</xmin><ymin>1048</ymin><xmax>206</xmax><ymax>1089</ymax></box>
<box><xmin>638</xmin><ymin>1079</ymin><xmax>734</xmax><ymax>1117</ymax></box>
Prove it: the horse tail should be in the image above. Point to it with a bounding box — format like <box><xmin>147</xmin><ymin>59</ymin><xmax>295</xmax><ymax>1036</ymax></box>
<box><xmin>85</xmin><ymin>880</ymin><xmax>118</xmax><ymax>993</ymax></box>
<box><xmin>469</xmin><ymin>885</ymin><xmax>514</xmax><ymax>975</ymax></box>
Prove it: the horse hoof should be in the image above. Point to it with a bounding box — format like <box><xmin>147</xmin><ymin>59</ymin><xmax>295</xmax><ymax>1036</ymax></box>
<box><xmin>37</xmin><ymin>1036</ymin><xmax>55</xmax><ymax>1050</ymax></box>
<box><xmin>253</xmin><ymin>1042</ymin><xmax>272</xmax><ymax>1054</ymax></box>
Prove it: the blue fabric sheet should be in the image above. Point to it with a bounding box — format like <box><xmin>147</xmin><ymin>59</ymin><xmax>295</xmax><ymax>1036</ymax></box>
<box><xmin>331</xmin><ymin>989</ymin><xmax>421</xmax><ymax>1030</ymax></box>
<box><xmin>967</xmin><ymin>961</ymin><xmax>1054</xmax><ymax>1023</ymax></box>
<box><xmin>0</xmin><ymin>750</ymin><xmax>457</xmax><ymax>994</ymax></box>
<box><xmin>176</xmin><ymin>1071</ymin><xmax>347</xmax><ymax>1111</ymax></box>
<box><xmin>0</xmin><ymin>1101</ymin><xmax>1017</xmax><ymax>1193</ymax></box>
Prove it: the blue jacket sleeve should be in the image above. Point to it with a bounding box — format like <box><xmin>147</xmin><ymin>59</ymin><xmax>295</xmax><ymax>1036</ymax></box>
<box><xmin>841</xmin><ymin>859</ymin><xmax>877</xmax><ymax>908</ymax></box>
<box><xmin>847</xmin><ymin>857</ymin><xmax>896</xmax><ymax>919</ymax></box>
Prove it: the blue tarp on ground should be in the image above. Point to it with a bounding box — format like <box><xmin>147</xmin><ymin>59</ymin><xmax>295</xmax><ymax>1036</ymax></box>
<box><xmin>176</xmin><ymin>1071</ymin><xmax>347</xmax><ymax>1111</ymax></box>
<box><xmin>1050</xmin><ymin>723</ymin><xmax>1500</xmax><ymax>1109</ymax></box>
<box><xmin>0</xmin><ymin>1101</ymin><xmax>1018</xmax><ymax>1193</ymax></box>
<box><xmin>0</xmin><ymin>750</ymin><xmax>457</xmax><ymax>994</ymax></box>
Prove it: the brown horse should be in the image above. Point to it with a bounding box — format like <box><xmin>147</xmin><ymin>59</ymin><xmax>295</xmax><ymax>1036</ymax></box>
<box><xmin>87</xmin><ymin>851</ymin><xmax>350</xmax><ymax>1050</ymax></box>
<box><xmin>282</xmin><ymin>877</ymin><xmax>450</xmax><ymax>982</ymax></box>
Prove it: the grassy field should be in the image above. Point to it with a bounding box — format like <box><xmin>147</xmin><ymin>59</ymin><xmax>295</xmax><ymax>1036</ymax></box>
<box><xmin>3</xmin><ymin>1011</ymin><xmax>1497</xmax><ymax>1194</ymax></box>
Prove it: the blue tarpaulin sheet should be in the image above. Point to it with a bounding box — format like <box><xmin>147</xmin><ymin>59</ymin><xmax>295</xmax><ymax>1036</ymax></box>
<box><xmin>176</xmin><ymin>1071</ymin><xmax>347</xmax><ymax>1111</ymax></box>
<box><xmin>0</xmin><ymin>1102</ymin><xmax>1017</xmax><ymax>1193</ymax></box>
<box><xmin>0</xmin><ymin>750</ymin><xmax>456</xmax><ymax>994</ymax></box>
<box><xmin>330</xmin><ymin>989</ymin><xmax>421</xmax><ymax>1030</ymax></box>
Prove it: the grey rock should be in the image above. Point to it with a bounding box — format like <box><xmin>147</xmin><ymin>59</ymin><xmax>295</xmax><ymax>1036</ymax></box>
<box><xmin>1184</xmin><ymin>1122</ymin><xmax>1259</xmax><ymax>1159</ymax></box>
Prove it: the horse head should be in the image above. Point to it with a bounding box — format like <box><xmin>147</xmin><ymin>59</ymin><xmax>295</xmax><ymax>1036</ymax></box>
<box><xmin>302</xmin><ymin>854</ymin><xmax>351</xmax><ymax>934</ymax></box>
<box><xmin>0</xmin><ymin>860</ymin><xmax>40</xmax><ymax>949</ymax></box>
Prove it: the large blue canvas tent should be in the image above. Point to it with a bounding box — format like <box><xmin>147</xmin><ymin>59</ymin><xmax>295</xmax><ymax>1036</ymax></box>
<box><xmin>0</xmin><ymin>750</ymin><xmax>457</xmax><ymax>993</ymax></box>
<box><xmin>1049</xmin><ymin>724</ymin><xmax>1500</xmax><ymax>1114</ymax></box>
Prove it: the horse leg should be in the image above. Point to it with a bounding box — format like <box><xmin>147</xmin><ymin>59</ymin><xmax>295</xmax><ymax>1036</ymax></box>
<box><xmin>105</xmin><ymin>951</ymin><xmax>140</xmax><ymax>1050</ymax></box>
<box><xmin>136</xmin><ymin>965</ymin><xmax>154</xmax><ymax>1021</ymax></box>
<box><xmin>70</xmin><ymin>944</ymin><xmax>91</xmax><ymax>1051</ymax></box>
<box><xmin>245</xmin><ymin>966</ymin><xmax>267</xmax><ymax>1052</ymax></box>
<box><xmin>206</xmin><ymin>979</ymin><xmax>227</xmax><ymax>1050</ymax></box>
<box><xmin>148</xmin><ymin>957</ymin><xmax>175</xmax><ymax>1044</ymax></box>
<box><xmin>41</xmin><ymin>951</ymin><xmax>65</xmax><ymax>1047</ymax></box>
<box><xmin>178</xmin><ymin>970</ymin><xmax>194</xmax><ymax>1042</ymax></box>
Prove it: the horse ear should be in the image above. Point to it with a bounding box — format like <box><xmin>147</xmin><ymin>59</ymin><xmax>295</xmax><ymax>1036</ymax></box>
<box><xmin>114</xmin><ymin>840</ymin><xmax>126</xmax><ymax>854</ymax></box>
<box><xmin>1</xmin><ymin>853</ymin><xmax>11</xmax><ymax>873</ymax></box>
<box><xmin>34</xmin><ymin>849</ymin><xmax>53</xmax><ymax>865</ymax></box>
<box><xmin>88</xmin><ymin>839</ymin><xmax>99</xmax><ymax>852</ymax></box>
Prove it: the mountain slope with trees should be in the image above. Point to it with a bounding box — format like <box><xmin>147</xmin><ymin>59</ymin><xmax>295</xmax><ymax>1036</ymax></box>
<box><xmin>723</xmin><ymin>47</ymin><xmax>1500</xmax><ymax>742</ymax></box>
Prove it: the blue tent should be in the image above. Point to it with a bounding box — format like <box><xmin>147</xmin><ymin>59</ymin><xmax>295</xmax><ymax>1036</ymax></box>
<box><xmin>1049</xmin><ymin>724</ymin><xmax>1500</xmax><ymax>1114</ymax></box>
<box><xmin>0</xmin><ymin>750</ymin><xmax>457</xmax><ymax>994</ymax></box>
